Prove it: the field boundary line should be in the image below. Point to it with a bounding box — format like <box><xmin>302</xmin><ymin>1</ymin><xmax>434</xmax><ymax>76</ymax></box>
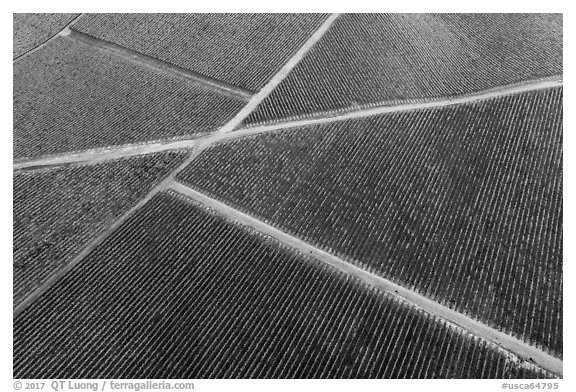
<box><xmin>13</xmin><ymin>77</ymin><xmax>562</xmax><ymax>171</ymax></box>
<box><xmin>13</xmin><ymin>13</ymin><xmax>340</xmax><ymax>171</ymax></box>
<box><xmin>12</xmin><ymin>142</ymin><xmax>215</xmax><ymax>317</ymax></box>
<box><xmin>12</xmin><ymin>7</ymin><xmax>292</xmax><ymax>308</ymax></box>
<box><xmin>214</xmin><ymin>13</ymin><xmax>341</xmax><ymax>135</ymax></box>
<box><xmin>242</xmin><ymin>75</ymin><xmax>563</xmax><ymax>129</ymax></box>
<box><xmin>13</xmin><ymin>13</ymin><xmax>84</xmax><ymax>62</ymax></box>
<box><xmin>12</xmin><ymin>177</ymin><xmax>171</xmax><ymax>317</ymax></box>
<box><xmin>167</xmin><ymin>180</ymin><xmax>563</xmax><ymax>377</ymax></box>
<box><xmin>223</xmin><ymin>77</ymin><xmax>563</xmax><ymax>141</ymax></box>
<box><xmin>14</xmin><ymin>137</ymin><xmax>202</xmax><ymax>171</ymax></box>
<box><xmin>63</xmin><ymin>29</ymin><xmax>253</xmax><ymax>102</ymax></box>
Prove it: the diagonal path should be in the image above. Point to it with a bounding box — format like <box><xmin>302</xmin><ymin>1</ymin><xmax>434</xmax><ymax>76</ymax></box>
<box><xmin>213</xmin><ymin>13</ymin><xmax>342</xmax><ymax>135</ymax></box>
<box><xmin>167</xmin><ymin>180</ymin><xmax>563</xmax><ymax>377</ymax></box>
<box><xmin>13</xmin><ymin>77</ymin><xmax>563</xmax><ymax>172</ymax></box>
<box><xmin>14</xmin><ymin>137</ymin><xmax>201</xmax><ymax>171</ymax></box>
<box><xmin>13</xmin><ymin>142</ymin><xmax>212</xmax><ymax>317</ymax></box>
<box><xmin>14</xmin><ymin>13</ymin><xmax>341</xmax><ymax>171</ymax></box>
<box><xmin>13</xmin><ymin>14</ymin><xmax>563</xmax><ymax>378</ymax></box>
<box><xmin>64</xmin><ymin>28</ymin><xmax>254</xmax><ymax>101</ymax></box>
<box><xmin>232</xmin><ymin>76</ymin><xmax>563</xmax><ymax>136</ymax></box>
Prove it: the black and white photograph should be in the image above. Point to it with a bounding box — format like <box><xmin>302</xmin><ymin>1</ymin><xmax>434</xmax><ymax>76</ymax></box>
<box><xmin>7</xmin><ymin>2</ymin><xmax>570</xmax><ymax>390</ymax></box>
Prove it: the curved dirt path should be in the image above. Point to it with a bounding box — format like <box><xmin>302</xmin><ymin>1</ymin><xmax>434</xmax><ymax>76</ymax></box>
<box><xmin>14</xmin><ymin>77</ymin><xmax>562</xmax><ymax>171</ymax></box>
<box><xmin>13</xmin><ymin>13</ymin><xmax>84</xmax><ymax>62</ymax></box>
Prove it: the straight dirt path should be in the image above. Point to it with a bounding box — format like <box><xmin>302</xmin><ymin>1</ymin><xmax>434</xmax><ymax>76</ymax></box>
<box><xmin>64</xmin><ymin>28</ymin><xmax>253</xmax><ymax>102</ymax></box>
<box><xmin>234</xmin><ymin>76</ymin><xmax>563</xmax><ymax>136</ymax></box>
<box><xmin>13</xmin><ymin>14</ymin><xmax>563</xmax><ymax>378</ymax></box>
<box><xmin>213</xmin><ymin>13</ymin><xmax>342</xmax><ymax>135</ymax></box>
<box><xmin>167</xmin><ymin>181</ymin><xmax>563</xmax><ymax>377</ymax></box>
<box><xmin>14</xmin><ymin>13</ymin><xmax>340</xmax><ymax>172</ymax></box>
<box><xmin>14</xmin><ymin>137</ymin><xmax>201</xmax><ymax>171</ymax></box>
<box><xmin>14</xmin><ymin>76</ymin><xmax>562</xmax><ymax>172</ymax></box>
<box><xmin>13</xmin><ymin>142</ymin><xmax>211</xmax><ymax>317</ymax></box>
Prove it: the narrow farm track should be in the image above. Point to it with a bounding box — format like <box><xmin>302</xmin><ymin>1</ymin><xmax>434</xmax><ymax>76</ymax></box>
<box><xmin>13</xmin><ymin>152</ymin><xmax>189</xmax><ymax>307</ymax></box>
<box><xmin>14</xmin><ymin>14</ymin><xmax>563</xmax><ymax>379</ymax></box>
<box><xmin>12</xmin><ymin>15</ymin><xmax>342</xmax><ymax>314</ymax></box>
<box><xmin>13</xmin><ymin>14</ymin><xmax>340</xmax><ymax>171</ymax></box>
<box><xmin>64</xmin><ymin>28</ymin><xmax>254</xmax><ymax>102</ymax></box>
<box><xmin>12</xmin><ymin>178</ymin><xmax>173</xmax><ymax>318</ymax></box>
<box><xmin>167</xmin><ymin>181</ymin><xmax>563</xmax><ymax>377</ymax></box>
<box><xmin>13</xmin><ymin>77</ymin><xmax>563</xmax><ymax>171</ymax></box>
<box><xmin>242</xmin><ymin>13</ymin><xmax>563</xmax><ymax>126</ymax></box>
<box><xmin>13</xmin><ymin>13</ymin><xmax>84</xmax><ymax>62</ymax></box>
<box><xmin>214</xmin><ymin>13</ymin><xmax>342</xmax><ymax>135</ymax></box>
<box><xmin>12</xmin><ymin>8</ymin><xmax>330</xmax><ymax>302</ymax></box>
<box><xmin>13</xmin><ymin>143</ymin><xmax>212</xmax><ymax>317</ymax></box>
<box><xmin>233</xmin><ymin>76</ymin><xmax>563</xmax><ymax>135</ymax></box>
<box><xmin>14</xmin><ymin>137</ymin><xmax>201</xmax><ymax>171</ymax></box>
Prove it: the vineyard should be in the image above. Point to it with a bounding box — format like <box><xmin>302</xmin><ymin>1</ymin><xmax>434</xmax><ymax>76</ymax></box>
<box><xmin>13</xmin><ymin>152</ymin><xmax>187</xmax><ymax>307</ymax></box>
<box><xmin>13</xmin><ymin>191</ymin><xmax>551</xmax><ymax>379</ymax></box>
<box><xmin>73</xmin><ymin>13</ymin><xmax>329</xmax><ymax>91</ymax></box>
<box><xmin>13</xmin><ymin>13</ymin><xmax>563</xmax><ymax>380</ymax></box>
<box><xmin>179</xmin><ymin>87</ymin><xmax>563</xmax><ymax>356</ymax></box>
<box><xmin>13</xmin><ymin>13</ymin><xmax>79</xmax><ymax>58</ymax></box>
<box><xmin>13</xmin><ymin>37</ymin><xmax>245</xmax><ymax>160</ymax></box>
<box><xmin>244</xmin><ymin>13</ymin><xmax>563</xmax><ymax>125</ymax></box>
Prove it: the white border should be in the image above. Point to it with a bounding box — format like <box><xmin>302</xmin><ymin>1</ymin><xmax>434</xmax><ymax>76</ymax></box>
<box><xmin>3</xmin><ymin>3</ymin><xmax>571</xmax><ymax>391</ymax></box>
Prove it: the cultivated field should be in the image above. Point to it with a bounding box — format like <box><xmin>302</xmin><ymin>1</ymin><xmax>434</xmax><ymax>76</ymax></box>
<box><xmin>13</xmin><ymin>37</ymin><xmax>245</xmax><ymax>160</ymax></box>
<box><xmin>179</xmin><ymin>87</ymin><xmax>563</xmax><ymax>356</ymax></box>
<box><xmin>73</xmin><ymin>13</ymin><xmax>329</xmax><ymax>91</ymax></box>
<box><xmin>244</xmin><ymin>13</ymin><xmax>563</xmax><ymax>125</ymax></box>
<box><xmin>13</xmin><ymin>13</ymin><xmax>79</xmax><ymax>58</ymax></box>
<box><xmin>13</xmin><ymin>152</ymin><xmax>187</xmax><ymax>307</ymax></box>
<box><xmin>13</xmin><ymin>13</ymin><xmax>563</xmax><ymax>380</ymax></box>
<box><xmin>13</xmin><ymin>191</ymin><xmax>551</xmax><ymax>379</ymax></box>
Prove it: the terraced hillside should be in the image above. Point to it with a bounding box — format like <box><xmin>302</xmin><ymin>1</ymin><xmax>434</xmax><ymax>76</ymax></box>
<box><xmin>13</xmin><ymin>13</ymin><xmax>563</xmax><ymax>379</ymax></box>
